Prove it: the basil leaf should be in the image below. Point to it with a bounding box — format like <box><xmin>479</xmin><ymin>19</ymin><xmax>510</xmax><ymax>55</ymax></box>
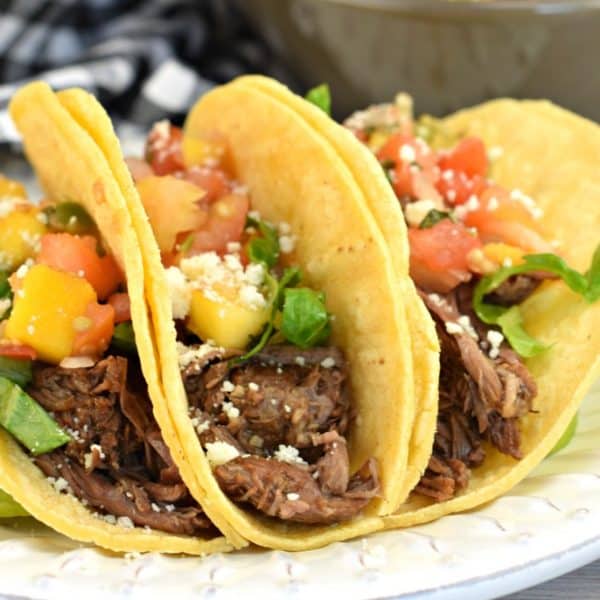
<box><xmin>474</xmin><ymin>245</ymin><xmax>600</xmax><ymax>357</ymax></box>
<box><xmin>281</xmin><ymin>288</ymin><xmax>331</xmax><ymax>349</ymax></box>
<box><xmin>305</xmin><ymin>84</ymin><xmax>331</xmax><ymax>116</ymax></box>
<box><xmin>549</xmin><ymin>413</ymin><xmax>578</xmax><ymax>456</ymax></box>
<box><xmin>235</xmin><ymin>267</ymin><xmax>302</xmax><ymax>363</ymax></box>
<box><xmin>419</xmin><ymin>209</ymin><xmax>454</xmax><ymax>229</ymax></box>
<box><xmin>247</xmin><ymin>217</ymin><xmax>280</xmax><ymax>269</ymax></box>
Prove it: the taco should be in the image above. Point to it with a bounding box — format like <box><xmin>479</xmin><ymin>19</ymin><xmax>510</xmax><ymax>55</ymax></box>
<box><xmin>54</xmin><ymin>78</ymin><xmax>435</xmax><ymax>550</ymax></box>
<box><xmin>246</xmin><ymin>77</ymin><xmax>600</xmax><ymax>526</ymax></box>
<box><xmin>0</xmin><ymin>85</ymin><xmax>235</xmax><ymax>554</ymax></box>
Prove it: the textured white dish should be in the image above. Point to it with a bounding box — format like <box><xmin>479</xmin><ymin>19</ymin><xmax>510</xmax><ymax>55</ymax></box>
<box><xmin>0</xmin><ymin>379</ymin><xmax>598</xmax><ymax>600</ymax></box>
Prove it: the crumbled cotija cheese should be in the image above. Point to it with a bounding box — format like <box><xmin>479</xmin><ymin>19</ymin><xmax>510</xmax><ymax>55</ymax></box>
<box><xmin>286</xmin><ymin>493</ymin><xmax>300</xmax><ymax>501</ymax></box>
<box><xmin>445</xmin><ymin>322</ymin><xmax>463</xmax><ymax>336</ymax></box>
<box><xmin>320</xmin><ymin>357</ymin><xmax>336</xmax><ymax>369</ymax></box>
<box><xmin>176</xmin><ymin>341</ymin><xmax>222</xmax><ymax>369</ymax></box>
<box><xmin>487</xmin><ymin>330</ymin><xmax>504</xmax><ymax>359</ymax></box>
<box><xmin>404</xmin><ymin>199</ymin><xmax>437</xmax><ymax>227</ymax></box>
<box><xmin>222</xmin><ymin>401</ymin><xmax>240</xmax><ymax>420</ymax></box>
<box><xmin>165</xmin><ymin>266</ymin><xmax>192</xmax><ymax>319</ymax></box>
<box><xmin>205</xmin><ymin>441</ymin><xmax>240</xmax><ymax>466</ymax></box>
<box><xmin>274</xmin><ymin>444</ymin><xmax>307</xmax><ymax>465</ymax></box>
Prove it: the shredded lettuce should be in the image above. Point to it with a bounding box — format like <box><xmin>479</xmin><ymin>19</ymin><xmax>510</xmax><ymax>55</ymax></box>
<box><xmin>305</xmin><ymin>84</ymin><xmax>331</xmax><ymax>116</ymax></box>
<box><xmin>474</xmin><ymin>246</ymin><xmax>600</xmax><ymax>357</ymax></box>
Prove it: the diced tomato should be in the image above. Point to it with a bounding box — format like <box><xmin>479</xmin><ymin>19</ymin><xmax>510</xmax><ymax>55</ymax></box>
<box><xmin>0</xmin><ymin>343</ymin><xmax>36</xmax><ymax>360</ymax></box>
<box><xmin>145</xmin><ymin>122</ymin><xmax>185</xmax><ymax>176</ymax></box>
<box><xmin>436</xmin><ymin>171</ymin><xmax>488</xmax><ymax>205</ymax></box>
<box><xmin>37</xmin><ymin>234</ymin><xmax>124</xmax><ymax>300</ymax></box>
<box><xmin>408</xmin><ymin>220</ymin><xmax>482</xmax><ymax>293</ymax></box>
<box><xmin>182</xmin><ymin>166</ymin><xmax>232</xmax><ymax>205</ymax></box>
<box><xmin>72</xmin><ymin>302</ymin><xmax>115</xmax><ymax>357</ymax></box>
<box><xmin>438</xmin><ymin>137</ymin><xmax>488</xmax><ymax>178</ymax></box>
<box><xmin>185</xmin><ymin>194</ymin><xmax>249</xmax><ymax>256</ymax></box>
<box><xmin>107</xmin><ymin>293</ymin><xmax>131</xmax><ymax>324</ymax></box>
<box><xmin>125</xmin><ymin>157</ymin><xmax>154</xmax><ymax>183</ymax></box>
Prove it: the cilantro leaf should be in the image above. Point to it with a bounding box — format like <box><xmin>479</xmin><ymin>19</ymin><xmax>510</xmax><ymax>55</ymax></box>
<box><xmin>305</xmin><ymin>84</ymin><xmax>331</xmax><ymax>116</ymax></box>
<box><xmin>474</xmin><ymin>246</ymin><xmax>600</xmax><ymax>357</ymax></box>
<box><xmin>234</xmin><ymin>267</ymin><xmax>302</xmax><ymax>363</ymax></box>
<box><xmin>247</xmin><ymin>216</ymin><xmax>280</xmax><ymax>268</ymax></box>
<box><xmin>281</xmin><ymin>288</ymin><xmax>331</xmax><ymax>349</ymax></box>
<box><xmin>419</xmin><ymin>209</ymin><xmax>454</xmax><ymax>229</ymax></box>
<box><xmin>549</xmin><ymin>413</ymin><xmax>578</xmax><ymax>456</ymax></box>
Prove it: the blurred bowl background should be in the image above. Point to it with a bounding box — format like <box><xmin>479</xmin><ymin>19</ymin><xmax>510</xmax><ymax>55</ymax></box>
<box><xmin>238</xmin><ymin>0</ymin><xmax>600</xmax><ymax>120</ymax></box>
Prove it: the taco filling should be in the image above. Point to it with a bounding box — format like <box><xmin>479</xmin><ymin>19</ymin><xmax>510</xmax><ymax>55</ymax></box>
<box><xmin>0</xmin><ymin>175</ymin><xmax>211</xmax><ymax>534</ymax></box>
<box><xmin>344</xmin><ymin>97</ymin><xmax>598</xmax><ymax>502</ymax></box>
<box><xmin>125</xmin><ymin>122</ymin><xmax>380</xmax><ymax>524</ymax></box>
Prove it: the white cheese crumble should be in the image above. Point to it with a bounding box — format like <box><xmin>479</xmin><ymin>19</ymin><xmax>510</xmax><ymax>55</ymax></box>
<box><xmin>404</xmin><ymin>199</ymin><xmax>437</xmax><ymax>227</ymax></box>
<box><xmin>0</xmin><ymin>298</ymin><xmax>11</xmax><ymax>316</ymax></box>
<box><xmin>221</xmin><ymin>380</ymin><xmax>235</xmax><ymax>393</ymax></box>
<box><xmin>226</xmin><ymin>241</ymin><xmax>241</xmax><ymax>253</ymax></box>
<box><xmin>180</xmin><ymin>251</ymin><xmax>266</xmax><ymax>310</ymax></box>
<box><xmin>294</xmin><ymin>356</ymin><xmax>306</xmax><ymax>367</ymax></box>
<box><xmin>176</xmin><ymin>341</ymin><xmax>222</xmax><ymax>369</ymax></box>
<box><xmin>286</xmin><ymin>492</ymin><xmax>300</xmax><ymax>501</ymax></box>
<box><xmin>510</xmin><ymin>188</ymin><xmax>544</xmax><ymax>220</ymax></box>
<box><xmin>445</xmin><ymin>322</ymin><xmax>464</xmax><ymax>336</ymax></box>
<box><xmin>399</xmin><ymin>144</ymin><xmax>416</xmax><ymax>163</ymax></box>
<box><xmin>487</xmin><ymin>330</ymin><xmax>504</xmax><ymax>359</ymax></box>
<box><xmin>274</xmin><ymin>444</ymin><xmax>307</xmax><ymax>465</ymax></box>
<box><xmin>320</xmin><ymin>357</ymin><xmax>336</xmax><ymax>369</ymax></box>
<box><xmin>454</xmin><ymin>194</ymin><xmax>480</xmax><ymax>220</ymax></box>
<box><xmin>117</xmin><ymin>516</ymin><xmax>134</xmax><ymax>529</ymax></box>
<box><xmin>59</xmin><ymin>356</ymin><xmax>95</xmax><ymax>369</ymax></box>
<box><xmin>151</xmin><ymin>503</ymin><xmax>160</xmax><ymax>513</ymax></box>
<box><xmin>165</xmin><ymin>266</ymin><xmax>192</xmax><ymax>319</ymax></box>
<box><xmin>279</xmin><ymin>235</ymin><xmax>295</xmax><ymax>254</ymax></box>
<box><xmin>222</xmin><ymin>401</ymin><xmax>240</xmax><ymax>420</ymax></box>
<box><xmin>248</xmin><ymin>382</ymin><xmax>259</xmax><ymax>392</ymax></box>
<box><xmin>487</xmin><ymin>196</ymin><xmax>499</xmax><ymax>211</ymax></box>
<box><xmin>205</xmin><ymin>441</ymin><xmax>240</xmax><ymax>467</ymax></box>
<box><xmin>457</xmin><ymin>315</ymin><xmax>478</xmax><ymax>341</ymax></box>
<box><xmin>48</xmin><ymin>476</ymin><xmax>70</xmax><ymax>494</ymax></box>
<box><xmin>0</xmin><ymin>197</ymin><xmax>23</xmax><ymax>218</ymax></box>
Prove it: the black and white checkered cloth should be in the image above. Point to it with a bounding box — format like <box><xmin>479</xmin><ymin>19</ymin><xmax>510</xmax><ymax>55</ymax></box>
<box><xmin>0</xmin><ymin>0</ymin><xmax>295</xmax><ymax>145</ymax></box>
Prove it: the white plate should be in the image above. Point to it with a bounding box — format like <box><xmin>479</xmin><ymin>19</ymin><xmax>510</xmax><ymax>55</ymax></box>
<box><xmin>0</xmin><ymin>379</ymin><xmax>598</xmax><ymax>600</ymax></box>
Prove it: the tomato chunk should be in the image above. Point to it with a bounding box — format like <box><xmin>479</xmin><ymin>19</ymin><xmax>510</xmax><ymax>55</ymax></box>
<box><xmin>408</xmin><ymin>220</ymin><xmax>482</xmax><ymax>293</ymax></box>
<box><xmin>72</xmin><ymin>302</ymin><xmax>115</xmax><ymax>357</ymax></box>
<box><xmin>107</xmin><ymin>293</ymin><xmax>131</xmax><ymax>324</ymax></box>
<box><xmin>0</xmin><ymin>344</ymin><xmax>37</xmax><ymax>360</ymax></box>
<box><xmin>182</xmin><ymin>166</ymin><xmax>232</xmax><ymax>205</ymax></box>
<box><xmin>438</xmin><ymin>137</ymin><xmax>488</xmax><ymax>178</ymax></box>
<box><xmin>37</xmin><ymin>233</ymin><xmax>123</xmax><ymax>300</ymax></box>
<box><xmin>146</xmin><ymin>122</ymin><xmax>185</xmax><ymax>175</ymax></box>
<box><xmin>185</xmin><ymin>194</ymin><xmax>249</xmax><ymax>256</ymax></box>
<box><xmin>436</xmin><ymin>171</ymin><xmax>488</xmax><ymax>206</ymax></box>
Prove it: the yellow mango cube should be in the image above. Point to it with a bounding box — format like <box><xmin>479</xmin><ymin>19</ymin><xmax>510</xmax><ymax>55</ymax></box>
<box><xmin>483</xmin><ymin>243</ymin><xmax>525</xmax><ymax>268</ymax></box>
<box><xmin>188</xmin><ymin>289</ymin><xmax>270</xmax><ymax>350</ymax></box>
<box><xmin>0</xmin><ymin>208</ymin><xmax>47</xmax><ymax>271</ymax></box>
<box><xmin>5</xmin><ymin>264</ymin><xmax>96</xmax><ymax>364</ymax></box>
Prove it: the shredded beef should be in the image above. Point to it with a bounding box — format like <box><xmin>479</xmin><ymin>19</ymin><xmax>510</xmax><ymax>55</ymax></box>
<box><xmin>30</xmin><ymin>357</ymin><xmax>211</xmax><ymax>535</ymax></box>
<box><xmin>487</xmin><ymin>275</ymin><xmax>542</xmax><ymax>307</ymax></box>
<box><xmin>182</xmin><ymin>345</ymin><xmax>379</xmax><ymax>524</ymax></box>
<box><xmin>416</xmin><ymin>283</ymin><xmax>538</xmax><ymax>501</ymax></box>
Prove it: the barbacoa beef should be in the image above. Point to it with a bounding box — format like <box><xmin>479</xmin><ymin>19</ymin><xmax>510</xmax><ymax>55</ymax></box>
<box><xmin>416</xmin><ymin>285</ymin><xmax>537</xmax><ymax>502</ymax></box>
<box><xmin>30</xmin><ymin>357</ymin><xmax>211</xmax><ymax>535</ymax></box>
<box><xmin>183</xmin><ymin>345</ymin><xmax>379</xmax><ymax>524</ymax></box>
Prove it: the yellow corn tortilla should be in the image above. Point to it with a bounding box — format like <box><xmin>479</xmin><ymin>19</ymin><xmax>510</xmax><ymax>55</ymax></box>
<box><xmin>239</xmin><ymin>76</ymin><xmax>440</xmax><ymax>504</ymax></box>
<box><xmin>4</xmin><ymin>82</ymin><xmax>233</xmax><ymax>555</ymax></box>
<box><xmin>66</xmin><ymin>78</ymin><xmax>427</xmax><ymax>549</ymax></box>
<box><xmin>379</xmin><ymin>99</ymin><xmax>600</xmax><ymax>527</ymax></box>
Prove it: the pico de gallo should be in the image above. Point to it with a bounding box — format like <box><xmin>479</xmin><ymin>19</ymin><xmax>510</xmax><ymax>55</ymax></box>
<box><xmin>342</xmin><ymin>93</ymin><xmax>600</xmax><ymax>502</ymax></box>
<box><xmin>124</xmin><ymin>120</ymin><xmax>379</xmax><ymax>525</ymax></box>
<box><xmin>0</xmin><ymin>174</ymin><xmax>215</xmax><ymax>534</ymax></box>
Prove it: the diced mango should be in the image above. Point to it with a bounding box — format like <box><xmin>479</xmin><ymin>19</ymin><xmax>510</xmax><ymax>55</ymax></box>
<box><xmin>482</xmin><ymin>243</ymin><xmax>525</xmax><ymax>268</ymax></box>
<box><xmin>0</xmin><ymin>175</ymin><xmax>27</xmax><ymax>199</ymax></box>
<box><xmin>5</xmin><ymin>264</ymin><xmax>96</xmax><ymax>364</ymax></box>
<box><xmin>188</xmin><ymin>289</ymin><xmax>270</xmax><ymax>350</ymax></box>
<box><xmin>0</xmin><ymin>208</ymin><xmax>47</xmax><ymax>271</ymax></box>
